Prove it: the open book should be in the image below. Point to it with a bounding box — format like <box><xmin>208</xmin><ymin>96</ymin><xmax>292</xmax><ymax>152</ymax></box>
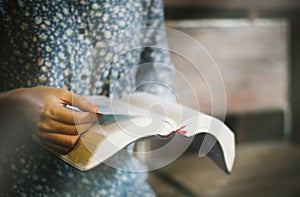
<box><xmin>57</xmin><ymin>92</ymin><xmax>235</xmax><ymax>173</ymax></box>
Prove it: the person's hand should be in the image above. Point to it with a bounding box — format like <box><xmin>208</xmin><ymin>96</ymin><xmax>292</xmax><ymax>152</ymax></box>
<box><xmin>16</xmin><ymin>86</ymin><xmax>99</xmax><ymax>154</ymax></box>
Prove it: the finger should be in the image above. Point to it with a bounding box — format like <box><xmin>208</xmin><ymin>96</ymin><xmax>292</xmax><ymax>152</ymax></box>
<box><xmin>58</xmin><ymin>89</ymin><xmax>98</xmax><ymax>112</ymax></box>
<box><xmin>37</xmin><ymin>131</ymin><xmax>80</xmax><ymax>148</ymax></box>
<box><xmin>33</xmin><ymin>133</ymin><xmax>75</xmax><ymax>154</ymax></box>
<box><xmin>96</xmin><ymin>113</ymin><xmax>102</xmax><ymax>120</ymax></box>
<box><xmin>40</xmin><ymin>139</ymin><xmax>73</xmax><ymax>155</ymax></box>
<box><xmin>71</xmin><ymin>93</ymin><xmax>98</xmax><ymax>112</ymax></box>
<box><xmin>45</xmin><ymin>105</ymin><xmax>98</xmax><ymax>125</ymax></box>
<box><xmin>39</xmin><ymin>119</ymin><xmax>95</xmax><ymax>135</ymax></box>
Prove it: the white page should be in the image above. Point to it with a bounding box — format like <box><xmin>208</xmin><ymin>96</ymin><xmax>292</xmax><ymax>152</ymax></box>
<box><xmin>63</xmin><ymin>92</ymin><xmax>235</xmax><ymax>172</ymax></box>
<box><xmin>67</xmin><ymin>96</ymin><xmax>149</xmax><ymax>116</ymax></box>
<box><xmin>121</xmin><ymin>92</ymin><xmax>235</xmax><ymax>172</ymax></box>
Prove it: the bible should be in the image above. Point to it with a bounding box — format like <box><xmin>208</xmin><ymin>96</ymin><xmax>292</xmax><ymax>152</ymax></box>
<box><xmin>49</xmin><ymin>92</ymin><xmax>235</xmax><ymax>173</ymax></box>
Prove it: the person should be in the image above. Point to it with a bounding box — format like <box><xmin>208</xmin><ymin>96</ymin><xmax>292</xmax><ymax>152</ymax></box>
<box><xmin>0</xmin><ymin>0</ymin><xmax>174</xmax><ymax>196</ymax></box>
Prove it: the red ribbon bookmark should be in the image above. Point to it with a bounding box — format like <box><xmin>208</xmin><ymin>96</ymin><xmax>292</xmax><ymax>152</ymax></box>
<box><xmin>162</xmin><ymin>125</ymin><xmax>187</xmax><ymax>137</ymax></box>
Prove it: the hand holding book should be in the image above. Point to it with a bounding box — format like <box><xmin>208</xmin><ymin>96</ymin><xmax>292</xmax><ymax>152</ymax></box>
<box><xmin>55</xmin><ymin>92</ymin><xmax>235</xmax><ymax>173</ymax></box>
<box><xmin>1</xmin><ymin>86</ymin><xmax>99</xmax><ymax>154</ymax></box>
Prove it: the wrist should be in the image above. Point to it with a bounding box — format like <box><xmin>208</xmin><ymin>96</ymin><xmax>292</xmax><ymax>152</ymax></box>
<box><xmin>0</xmin><ymin>88</ymin><xmax>28</xmax><ymax>109</ymax></box>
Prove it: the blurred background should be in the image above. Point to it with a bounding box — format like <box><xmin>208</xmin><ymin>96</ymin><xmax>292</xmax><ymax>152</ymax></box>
<box><xmin>146</xmin><ymin>0</ymin><xmax>300</xmax><ymax>196</ymax></box>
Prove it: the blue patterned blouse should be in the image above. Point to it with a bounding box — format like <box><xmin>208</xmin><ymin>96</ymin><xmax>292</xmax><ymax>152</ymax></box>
<box><xmin>0</xmin><ymin>0</ymin><xmax>174</xmax><ymax>196</ymax></box>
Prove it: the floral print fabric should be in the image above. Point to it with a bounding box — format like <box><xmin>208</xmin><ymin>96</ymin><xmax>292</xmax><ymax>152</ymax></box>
<box><xmin>0</xmin><ymin>0</ymin><xmax>173</xmax><ymax>196</ymax></box>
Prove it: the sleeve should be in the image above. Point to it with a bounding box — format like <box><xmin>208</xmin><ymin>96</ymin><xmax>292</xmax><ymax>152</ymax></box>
<box><xmin>135</xmin><ymin>0</ymin><xmax>175</xmax><ymax>101</ymax></box>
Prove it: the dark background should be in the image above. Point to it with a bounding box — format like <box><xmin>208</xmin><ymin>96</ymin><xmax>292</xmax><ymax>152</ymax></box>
<box><xmin>146</xmin><ymin>1</ymin><xmax>300</xmax><ymax>196</ymax></box>
<box><xmin>164</xmin><ymin>0</ymin><xmax>300</xmax><ymax>143</ymax></box>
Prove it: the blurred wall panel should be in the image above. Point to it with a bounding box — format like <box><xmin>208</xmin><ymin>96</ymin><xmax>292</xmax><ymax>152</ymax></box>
<box><xmin>167</xmin><ymin>19</ymin><xmax>289</xmax><ymax>116</ymax></box>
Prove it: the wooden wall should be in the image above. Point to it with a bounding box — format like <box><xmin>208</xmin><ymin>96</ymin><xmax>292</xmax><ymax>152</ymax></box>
<box><xmin>168</xmin><ymin>19</ymin><xmax>288</xmax><ymax>115</ymax></box>
<box><xmin>162</xmin><ymin>0</ymin><xmax>300</xmax><ymax>142</ymax></box>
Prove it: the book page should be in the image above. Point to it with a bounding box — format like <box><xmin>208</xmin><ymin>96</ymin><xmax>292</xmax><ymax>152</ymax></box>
<box><xmin>60</xmin><ymin>92</ymin><xmax>235</xmax><ymax>172</ymax></box>
<box><xmin>181</xmin><ymin>114</ymin><xmax>235</xmax><ymax>172</ymax></box>
<box><xmin>120</xmin><ymin>92</ymin><xmax>199</xmax><ymax>124</ymax></box>
<box><xmin>121</xmin><ymin>92</ymin><xmax>235</xmax><ymax>172</ymax></box>
<box><xmin>59</xmin><ymin>113</ymin><xmax>175</xmax><ymax>171</ymax></box>
<box><xmin>85</xmin><ymin>95</ymin><xmax>149</xmax><ymax>116</ymax></box>
<box><xmin>58</xmin><ymin>130</ymin><xmax>106</xmax><ymax>171</ymax></box>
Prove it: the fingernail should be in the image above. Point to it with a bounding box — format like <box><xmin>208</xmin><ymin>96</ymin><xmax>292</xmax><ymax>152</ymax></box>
<box><xmin>96</xmin><ymin>113</ymin><xmax>102</xmax><ymax>120</ymax></box>
<box><xmin>94</xmin><ymin>106</ymin><xmax>99</xmax><ymax>112</ymax></box>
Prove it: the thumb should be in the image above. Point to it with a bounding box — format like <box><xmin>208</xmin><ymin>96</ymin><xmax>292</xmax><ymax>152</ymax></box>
<box><xmin>71</xmin><ymin>93</ymin><xmax>99</xmax><ymax>112</ymax></box>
